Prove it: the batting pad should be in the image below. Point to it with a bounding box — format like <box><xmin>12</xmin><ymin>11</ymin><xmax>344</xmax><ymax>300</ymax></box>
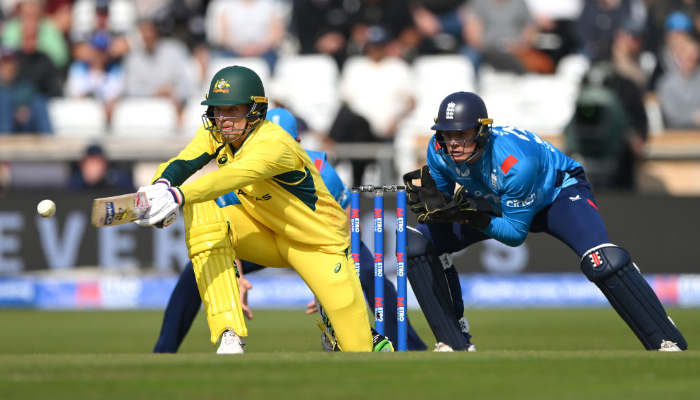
<box><xmin>184</xmin><ymin>201</ymin><xmax>247</xmax><ymax>344</ymax></box>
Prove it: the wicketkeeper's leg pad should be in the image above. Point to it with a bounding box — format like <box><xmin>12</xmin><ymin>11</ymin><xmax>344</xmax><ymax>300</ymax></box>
<box><xmin>406</xmin><ymin>227</ymin><xmax>470</xmax><ymax>350</ymax></box>
<box><xmin>184</xmin><ymin>201</ymin><xmax>247</xmax><ymax>345</ymax></box>
<box><xmin>581</xmin><ymin>244</ymin><xmax>687</xmax><ymax>350</ymax></box>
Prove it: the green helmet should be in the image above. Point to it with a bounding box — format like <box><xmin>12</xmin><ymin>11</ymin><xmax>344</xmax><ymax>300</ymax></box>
<box><xmin>202</xmin><ymin>65</ymin><xmax>266</xmax><ymax>107</ymax></box>
<box><xmin>201</xmin><ymin>66</ymin><xmax>268</xmax><ymax>141</ymax></box>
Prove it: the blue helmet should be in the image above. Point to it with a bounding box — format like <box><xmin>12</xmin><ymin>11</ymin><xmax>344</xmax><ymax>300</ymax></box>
<box><xmin>266</xmin><ymin>107</ymin><xmax>299</xmax><ymax>139</ymax></box>
<box><xmin>431</xmin><ymin>91</ymin><xmax>492</xmax><ymax>163</ymax></box>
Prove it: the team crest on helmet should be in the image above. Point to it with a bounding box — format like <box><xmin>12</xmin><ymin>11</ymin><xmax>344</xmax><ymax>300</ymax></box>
<box><xmin>446</xmin><ymin>102</ymin><xmax>456</xmax><ymax>119</ymax></box>
<box><xmin>213</xmin><ymin>78</ymin><xmax>230</xmax><ymax>93</ymax></box>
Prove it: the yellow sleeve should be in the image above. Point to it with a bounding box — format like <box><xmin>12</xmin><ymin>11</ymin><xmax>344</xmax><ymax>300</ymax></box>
<box><xmin>178</xmin><ymin>138</ymin><xmax>299</xmax><ymax>204</ymax></box>
<box><xmin>152</xmin><ymin>127</ymin><xmax>218</xmax><ymax>186</ymax></box>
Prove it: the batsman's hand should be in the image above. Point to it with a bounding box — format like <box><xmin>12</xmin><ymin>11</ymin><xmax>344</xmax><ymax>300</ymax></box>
<box><xmin>135</xmin><ymin>179</ymin><xmax>173</xmax><ymax>227</ymax></box>
<box><xmin>418</xmin><ymin>186</ymin><xmax>493</xmax><ymax>230</ymax></box>
<box><xmin>403</xmin><ymin>165</ymin><xmax>450</xmax><ymax>215</ymax></box>
<box><xmin>140</xmin><ymin>187</ymin><xmax>183</xmax><ymax>227</ymax></box>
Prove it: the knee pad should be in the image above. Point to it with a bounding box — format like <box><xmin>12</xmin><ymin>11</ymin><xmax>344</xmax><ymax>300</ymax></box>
<box><xmin>406</xmin><ymin>227</ymin><xmax>470</xmax><ymax>350</ymax></box>
<box><xmin>581</xmin><ymin>244</ymin><xmax>687</xmax><ymax>350</ymax></box>
<box><xmin>184</xmin><ymin>201</ymin><xmax>247</xmax><ymax>344</ymax></box>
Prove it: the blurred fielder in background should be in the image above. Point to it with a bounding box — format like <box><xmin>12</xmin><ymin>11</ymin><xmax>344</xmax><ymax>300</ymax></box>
<box><xmin>153</xmin><ymin>107</ymin><xmax>427</xmax><ymax>353</ymax></box>
<box><xmin>403</xmin><ymin>91</ymin><xmax>687</xmax><ymax>352</ymax></box>
<box><xmin>135</xmin><ymin>66</ymin><xmax>392</xmax><ymax>353</ymax></box>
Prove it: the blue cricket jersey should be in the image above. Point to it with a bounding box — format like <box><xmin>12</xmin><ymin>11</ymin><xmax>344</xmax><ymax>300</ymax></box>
<box><xmin>427</xmin><ymin>125</ymin><xmax>583</xmax><ymax>247</ymax></box>
<box><xmin>217</xmin><ymin>149</ymin><xmax>350</xmax><ymax>209</ymax></box>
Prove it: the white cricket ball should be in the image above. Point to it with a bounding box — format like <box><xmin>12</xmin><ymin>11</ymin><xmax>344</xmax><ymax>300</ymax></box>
<box><xmin>37</xmin><ymin>199</ymin><xmax>56</xmax><ymax>218</ymax></box>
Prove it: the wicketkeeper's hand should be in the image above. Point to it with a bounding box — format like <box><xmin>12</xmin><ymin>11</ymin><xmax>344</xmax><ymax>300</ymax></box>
<box><xmin>403</xmin><ymin>166</ymin><xmax>451</xmax><ymax>215</ymax></box>
<box><xmin>418</xmin><ymin>186</ymin><xmax>492</xmax><ymax>229</ymax></box>
<box><xmin>140</xmin><ymin>187</ymin><xmax>183</xmax><ymax>227</ymax></box>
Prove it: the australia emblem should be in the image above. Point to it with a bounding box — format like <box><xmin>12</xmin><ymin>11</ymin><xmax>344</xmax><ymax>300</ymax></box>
<box><xmin>213</xmin><ymin>78</ymin><xmax>230</xmax><ymax>93</ymax></box>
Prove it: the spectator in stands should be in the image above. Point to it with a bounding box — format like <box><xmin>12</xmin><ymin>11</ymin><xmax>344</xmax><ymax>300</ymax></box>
<box><xmin>13</xmin><ymin>10</ymin><xmax>63</xmax><ymax>98</ymax></box>
<box><xmin>330</xmin><ymin>25</ymin><xmax>415</xmax><ymax>186</ymax></box>
<box><xmin>346</xmin><ymin>0</ymin><xmax>420</xmax><ymax>62</ymax></box>
<box><xmin>657</xmin><ymin>34</ymin><xmax>700</xmax><ymax>128</ymax></box>
<box><xmin>644</xmin><ymin>0</ymin><xmax>700</xmax><ymax>59</ymax></box>
<box><xmin>463</xmin><ymin>0</ymin><xmax>554</xmax><ymax>74</ymax></box>
<box><xmin>45</xmin><ymin>0</ymin><xmax>72</xmax><ymax>40</ymax></box>
<box><xmin>0</xmin><ymin>47</ymin><xmax>52</xmax><ymax>134</ymax></box>
<box><xmin>291</xmin><ymin>0</ymin><xmax>352</xmax><ymax>69</ymax></box>
<box><xmin>68</xmin><ymin>144</ymin><xmax>134</xmax><ymax>191</ymax></box>
<box><xmin>650</xmin><ymin>11</ymin><xmax>696</xmax><ymax>90</ymax></box>
<box><xmin>611</xmin><ymin>17</ymin><xmax>648</xmax><ymax>91</ymax></box>
<box><xmin>411</xmin><ymin>0</ymin><xmax>467</xmax><ymax>55</ymax></box>
<box><xmin>575</xmin><ymin>0</ymin><xmax>634</xmax><ymax>64</ymax></box>
<box><xmin>123</xmin><ymin>17</ymin><xmax>193</xmax><ymax>118</ymax></box>
<box><xmin>205</xmin><ymin>0</ymin><xmax>285</xmax><ymax>72</ymax></box>
<box><xmin>65</xmin><ymin>34</ymin><xmax>125</xmax><ymax>123</ymax></box>
<box><xmin>1</xmin><ymin>0</ymin><xmax>69</xmax><ymax>70</ymax></box>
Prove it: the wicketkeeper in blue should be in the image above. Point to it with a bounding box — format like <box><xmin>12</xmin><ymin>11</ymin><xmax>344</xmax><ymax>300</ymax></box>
<box><xmin>402</xmin><ymin>91</ymin><xmax>687</xmax><ymax>352</ymax></box>
<box><xmin>153</xmin><ymin>107</ymin><xmax>426</xmax><ymax>353</ymax></box>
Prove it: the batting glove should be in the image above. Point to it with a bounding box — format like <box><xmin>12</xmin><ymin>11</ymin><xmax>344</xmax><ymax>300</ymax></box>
<box><xmin>142</xmin><ymin>187</ymin><xmax>183</xmax><ymax>228</ymax></box>
<box><xmin>135</xmin><ymin>179</ymin><xmax>171</xmax><ymax>227</ymax></box>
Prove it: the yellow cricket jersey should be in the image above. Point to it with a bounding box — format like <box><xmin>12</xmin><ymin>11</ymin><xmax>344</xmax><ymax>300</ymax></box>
<box><xmin>152</xmin><ymin>120</ymin><xmax>349</xmax><ymax>253</ymax></box>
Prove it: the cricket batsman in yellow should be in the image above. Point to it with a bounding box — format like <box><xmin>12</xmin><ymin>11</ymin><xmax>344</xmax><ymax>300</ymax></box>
<box><xmin>135</xmin><ymin>66</ymin><xmax>392</xmax><ymax>353</ymax></box>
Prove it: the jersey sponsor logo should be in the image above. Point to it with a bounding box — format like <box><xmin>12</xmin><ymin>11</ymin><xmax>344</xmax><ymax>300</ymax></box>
<box><xmin>212</xmin><ymin>78</ymin><xmax>230</xmax><ymax>93</ymax></box>
<box><xmin>500</xmin><ymin>154</ymin><xmax>518</xmax><ymax>174</ymax></box>
<box><xmin>446</xmin><ymin>102</ymin><xmax>456</xmax><ymax>119</ymax></box>
<box><xmin>505</xmin><ymin>193</ymin><xmax>535</xmax><ymax>208</ymax></box>
<box><xmin>236</xmin><ymin>189</ymin><xmax>271</xmax><ymax>201</ymax></box>
<box><xmin>569</xmin><ymin>195</ymin><xmax>581</xmax><ymax>201</ymax></box>
<box><xmin>491</xmin><ymin>171</ymin><xmax>498</xmax><ymax>190</ymax></box>
<box><xmin>334</xmin><ymin>263</ymin><xmax>342</xmax><ymax>273</ymax></box>
<box><xmin>590</xmin><ymin>251</ymin><xmax>603</xmax><ymax>267</ymax></box>
<box><xmin>218</xmin><ymin>155</ymin><xmax>228</xmax><ymax>164</ymax></box>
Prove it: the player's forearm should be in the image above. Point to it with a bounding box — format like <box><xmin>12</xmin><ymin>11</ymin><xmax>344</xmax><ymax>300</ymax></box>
<box><xmin>178</xmin><ymin>158</ymin><xmax>289</xmax><ymax>205</ymax></box>
<box><xmin>482</xmin><ymin>215</ymin><xmax>529</xmax><ymax>247</ymax></box>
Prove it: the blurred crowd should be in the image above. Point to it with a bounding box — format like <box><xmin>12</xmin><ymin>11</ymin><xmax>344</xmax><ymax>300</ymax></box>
<box><xmin>2</xmin><ymin>0</ymin><xmax>700</xmax><ymax>192</ymax></box>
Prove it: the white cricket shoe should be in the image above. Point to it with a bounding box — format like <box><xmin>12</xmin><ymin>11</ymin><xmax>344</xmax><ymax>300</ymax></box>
<box><xmin>216</xmin><ymin>329</ymin><xmax>245</xmax><ymax>354</ymax></box>
<box><xmin>658</xmin><ymin>340</ymin><xmax>682</xmax><ymax>352</ymax></box>
<box><xmin>433</xmin><ymin>342</ymin><xmax>454</xmax><ymax>352</ymax></box>
<box><xmin>433</xmin><ymin>342</ymin><xmax>477</xmax><ymax>352</ymax></box>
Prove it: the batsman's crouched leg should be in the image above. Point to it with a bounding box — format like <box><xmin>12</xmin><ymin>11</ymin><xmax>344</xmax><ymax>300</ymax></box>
<box><xmin>184</xmin><ymin>201</ymin><xmax>247</xmax><ymax>345</ymax></box>
<box><xmin>406</xmin><ymin>226</ymin><xmax>471</xmax><ymax>350</ymax></box>
<box><xmin>291</xmin><ymin>248</ymin><xmax>373</xmax><ymax>352</ymax></box>
<box><xmin>581</xmin><ymin>245</ymin><xmax>687</xmax><ymax>351</ymax></box>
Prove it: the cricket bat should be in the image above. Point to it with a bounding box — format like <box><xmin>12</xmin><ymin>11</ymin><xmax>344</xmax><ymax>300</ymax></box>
<box><xmin>91</xmin><ymin>192</ymin><xmax>150</xmax><ymax>227</ymax></box>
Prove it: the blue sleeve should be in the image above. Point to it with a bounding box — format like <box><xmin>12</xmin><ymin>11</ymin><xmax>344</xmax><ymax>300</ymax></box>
<box><xmin>482</xmin><ymin>158</ymin><xmax>538</xmax><ymax>246</ymax></box>
<box><xmin>427</xmin><ymin>138</ymin><xmax>456</xmax><ymax>198</ymax></box>
<box><xmin>307</xmin><ymin>149</ymin><xmax>350</xmax><ymax>208</ymax></box>
<box><xmin>321</xmin><ymin>162</ymin><xmax>351</xmax><ymax>209</ymax></box>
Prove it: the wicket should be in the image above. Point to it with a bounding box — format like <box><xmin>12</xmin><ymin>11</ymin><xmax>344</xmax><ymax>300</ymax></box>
<box><xmin>351</xmin><ymin>185</ymin><xmax>407</xmax><ymax>352</ymax></box>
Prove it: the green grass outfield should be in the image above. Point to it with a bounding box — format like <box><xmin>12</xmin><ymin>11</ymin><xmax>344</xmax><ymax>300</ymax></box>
<box><xmin>1</xmin><ymin>309</ymin><xmax>698</xmax><ymax>399</ymax></box>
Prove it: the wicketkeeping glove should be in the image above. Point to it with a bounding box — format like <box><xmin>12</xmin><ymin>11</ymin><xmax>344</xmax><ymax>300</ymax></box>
<box><xmin>418</xmin><ymin>186</ymin><xmax>492</xmax><ymax>229</ymax></box>
<box><xmin>403</xmin><ymin>166</ymin><xmax>451</xmax><ymax>215</ymax></box>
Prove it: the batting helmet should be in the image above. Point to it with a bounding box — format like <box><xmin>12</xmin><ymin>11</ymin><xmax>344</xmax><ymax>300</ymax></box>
<box><xmin>201</xmin><ymin>66</ymin><xmax>268</xmax><ymax>140</ymax></box>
